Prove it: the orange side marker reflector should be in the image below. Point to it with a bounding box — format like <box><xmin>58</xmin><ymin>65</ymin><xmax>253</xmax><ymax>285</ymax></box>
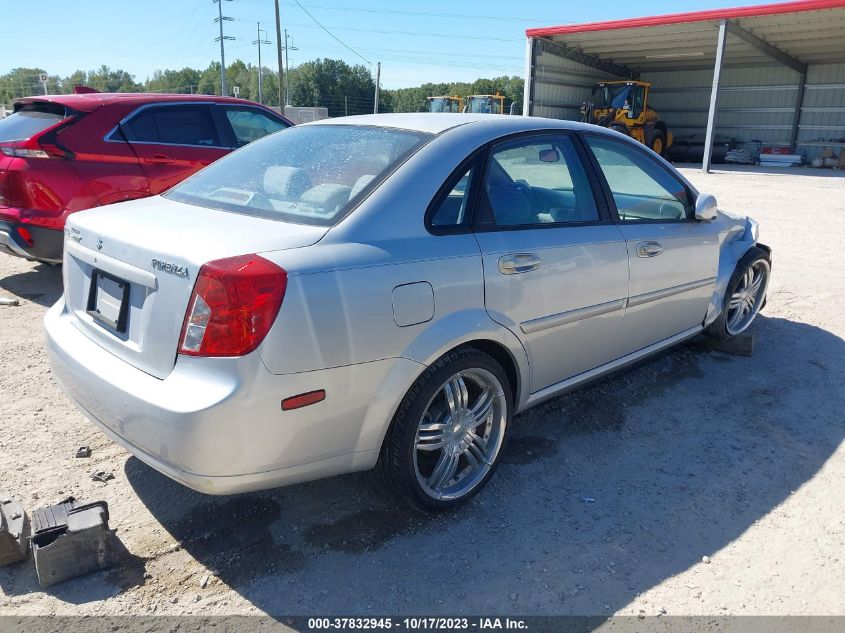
<box><xmin>281</xmin><ymin>389</ymin><xmax>326</xmax><ymax>411</ymax></box>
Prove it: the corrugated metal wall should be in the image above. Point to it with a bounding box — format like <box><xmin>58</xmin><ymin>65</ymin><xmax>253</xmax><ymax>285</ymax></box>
<box><xmin>530</xmin><ymin>39</ymin><xmax>620</xmax><ymax>120</ymax></box>
<box><xmin>645</xmin><ymin>65</ymin><xmax>797</xmax><ymax>146</ymax></box>
<box><xmin>800</xmin><ymin>63</ymin><xmax>845</xmax><ymax>158</ymax></box>
<box><xmin>530</xmin><ymin>38</ymin><xmax>845</xmax><ymax>162</ymax></box>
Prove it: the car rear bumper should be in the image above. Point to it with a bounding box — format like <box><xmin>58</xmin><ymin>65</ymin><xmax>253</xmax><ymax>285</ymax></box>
<box><xmin>45</xmin><ymin>298</ymin><xmax>418</xmax><ymax>495</ymax></box>
<box><xmin>0</xmin><ymin>219</ymin><xmax>63</xmax><ymax>264</ymax></box>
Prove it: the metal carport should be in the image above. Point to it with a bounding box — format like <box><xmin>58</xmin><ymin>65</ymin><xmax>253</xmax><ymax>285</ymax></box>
<box><xmin>523</xmin><ymin>0</ymin><xmax>845</xmax><ymax>171</ymax></box>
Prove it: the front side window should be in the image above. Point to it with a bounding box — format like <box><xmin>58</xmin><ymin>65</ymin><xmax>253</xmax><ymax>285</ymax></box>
<box><xmin>166</xmin><ymin>124</ymin><xmax>432</xmax><ymax>226</ymax></box>
<box><xmin>585</xmin><ymin>135</ymin><xmax>692</xmax><ymax>222</ymax></box>
<box><xmin>481</xmin><ymin>134</ymin><xmax>599</xmax><ymax>227</ymax></box>
<box><xmin>121</xmin><ymin>105</ymin><xmax>219</xmax><ymax>147</ymax></box>
<box><xmin>225</xmin><ymin>108</ymin><xmax>288</xmax><ymax>147</ymax></box>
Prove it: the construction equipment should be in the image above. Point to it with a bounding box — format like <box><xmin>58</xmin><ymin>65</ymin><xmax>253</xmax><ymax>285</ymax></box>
<box><xmin>31</xmin><ymin>497</ymin><xmax>114</xmax><ymax>587</ymax></box>
<box><xmin>580</xmin><ymin>81</ymin><xmax>672</xmax><ymax>156</ymax></box>
<box><xmin>0</xmin><ymin>494</ymin><xmax>27</xmax><ymax>567</ymax></box>
<box><xmin>465</xmin><ymin>93</ymin><xmax>505</xmax><ymax>115</ymax></box>
<box><xmin>427</xmin><ymin>95</ymin><xmax>464</xmax><ymax>113</ymax></box>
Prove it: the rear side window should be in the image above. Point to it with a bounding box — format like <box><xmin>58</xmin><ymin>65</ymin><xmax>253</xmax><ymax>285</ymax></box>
<box><xmin>428</xmin><ymin>159</ymin><xmax>478</xmax><ymax>229</ymax></box>
<box><xmin>121</xmin><ymin>105</ymin><xmax>220</xmax><ymax>147</ymax></box>
<box><xmin>0</xmin><ymin>105</ymin><xmax>67</xmax><ymax>142</ymax></box>
<box><xmin>224</xmin><ymin>108</ymin><xmax>288</xmax><ymax>147</ymax></box>
<box><xmin>481</xmin><ymin>134</ymin><xmax>599</xmax><ymax>227</ymax></box>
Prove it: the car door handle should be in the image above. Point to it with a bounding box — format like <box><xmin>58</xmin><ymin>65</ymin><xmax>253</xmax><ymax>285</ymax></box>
<box><xmin>636</xmin><ymin>241</ymin><xmax>664</xmax><ymax>258</ymax></box>
<box><xmin>498</xmin><ymin>253</ymin><xmax>542</xmax><ymax>275</ymax></box>
<box><xmin>142</xmin><ymin>154</ymin><xmax>175</xmax><ymax>165</ymax></box>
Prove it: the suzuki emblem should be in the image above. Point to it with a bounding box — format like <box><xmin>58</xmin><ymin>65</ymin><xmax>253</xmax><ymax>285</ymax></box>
<box><xmin>96</xmin><ymin>237</ymin><xmax>103</xmax><ymax>250</ymax></box>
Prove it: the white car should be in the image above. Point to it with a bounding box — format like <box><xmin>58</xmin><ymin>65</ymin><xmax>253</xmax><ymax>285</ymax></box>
<box><xmin>45</xmin><ymin>114</ymin><xmax>770</xmax><ymax>512</ymax></box>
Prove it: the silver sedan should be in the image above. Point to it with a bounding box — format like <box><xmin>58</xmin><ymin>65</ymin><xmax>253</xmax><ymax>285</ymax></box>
<box><xmin>45</xmin><ymin>114</ymin><xmax>770</xmax><ymax>512</ymax></box>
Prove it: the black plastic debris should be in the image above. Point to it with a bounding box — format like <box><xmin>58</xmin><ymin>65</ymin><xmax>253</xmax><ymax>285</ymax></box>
<box><xmin>31</xmin><ymin>497</ymin><xmax>113</xmax><ymax>587</ymax></box>
<box><xmin>75</xmin><ymin>446</ymin><xmax>91</xmax><ymax>458</ymax></box>
<box><xmin>0</xmin><ymin>494</ymin><xmax>28</xmax><ymax>566</ymax></box>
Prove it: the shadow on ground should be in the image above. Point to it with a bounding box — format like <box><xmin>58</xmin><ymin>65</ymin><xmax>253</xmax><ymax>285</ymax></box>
<box><xmin>0</xmin><ymin>264</ymin><xmax>63</xmax><ymax>307</ymax></box>
<box><xmin>120</xmin><ymin>315</ymin><xmax>844</xmax><ymax>616</ymax></box>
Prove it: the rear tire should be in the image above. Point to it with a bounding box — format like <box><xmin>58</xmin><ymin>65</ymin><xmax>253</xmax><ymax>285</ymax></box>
<box><xmin>378</xmin><ymin>348</ymin><xmax>512</xmax><ymax>513</ymax></box>
<box><xmin>705</xmin><ymin>246</ymin><xmax>771</xmax><ymax>341</ymax></box>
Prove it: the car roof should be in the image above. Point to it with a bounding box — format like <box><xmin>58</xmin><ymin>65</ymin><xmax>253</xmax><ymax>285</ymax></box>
<box><xmin>12</xmin><ymin>93</ymin><xmax>271</xmax><ymax>113</ymax></box>
<box><xmin>305</xmin><ymin>112</ymin><xmax>598</xmax><ymax>136</ymax></box>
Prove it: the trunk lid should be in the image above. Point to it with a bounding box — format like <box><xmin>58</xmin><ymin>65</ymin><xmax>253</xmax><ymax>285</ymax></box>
<box><xmin>63</xmin><ymin>195</ymin><xmax>327</xmax><ymax>378</ymax></box>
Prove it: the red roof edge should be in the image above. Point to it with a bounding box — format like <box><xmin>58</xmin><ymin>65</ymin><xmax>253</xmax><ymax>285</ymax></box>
<box><xmin>525</xmin><ymin>0</ymin><xmax>845</xmax><ymax>37</ymax></box>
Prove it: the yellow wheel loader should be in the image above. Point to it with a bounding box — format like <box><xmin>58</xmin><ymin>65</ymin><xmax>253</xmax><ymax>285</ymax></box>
<box><xmin>427</xmin><ymin>95</ymin><xmax>464</xmax><ymax>113</ymax></box>
<box><xmin>580</xmin><ymin>81</ymin><xmax>672</xmax><ymax>156</ymax></box>
<box><xmin>464</xmin><ymin>93</ymin><xmax>506</xmax><ymax>115</ymax></box>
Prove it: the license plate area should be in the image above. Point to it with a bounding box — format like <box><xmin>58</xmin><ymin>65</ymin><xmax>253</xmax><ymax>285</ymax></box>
<box><xmin>86</xmin><ymin>269</ymin><xmax>130</xmax><ymax>333</ymax></box>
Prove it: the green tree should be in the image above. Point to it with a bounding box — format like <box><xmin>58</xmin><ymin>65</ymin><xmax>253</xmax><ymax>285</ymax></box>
<box><xmin>83</xmin><ymin>66</ymin><xmax>142</xmax><ymax>93</ymax></box>
<box><xmin>146</xmin><ymin>67</ymin><xmax>201</xmax><ymax>94</ymax></box>
<box><xmin>288</xmin><ymin>58</ymin><xmax>375</xmax><ymax>116</ymax></box>
<box><xmin>0</xmin><ymin>68</ymin><xmax>63</xmax><ymax>103</ymax></box>
<box><xmin>197</xmin><ymin>61</ymin><xmax>222</xmax><ymax>96</ymax></box>
<box><xmin>62</xmin><ymin>70</ymin><xmax>88</xmax><ymax>93</ymax></box>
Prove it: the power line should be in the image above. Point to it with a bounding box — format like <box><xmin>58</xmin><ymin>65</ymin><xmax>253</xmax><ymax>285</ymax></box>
<box><xmin>298</xmin><ymin>3</ymin><xmax>552</xmax><ymax>23</ymax></box>
<box><xmin>280</xmin><ymin>20</ymin><xmax>520</xmax><ymax>43</ymax></box>
<box><xmin>291</xmin><ymin>0</ymin><xmax>370</xmax><ymax>64</ymax></box>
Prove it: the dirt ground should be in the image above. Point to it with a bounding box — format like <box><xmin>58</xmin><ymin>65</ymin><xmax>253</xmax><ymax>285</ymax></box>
<box><xmin>0</xmin><ymin>165</ymin><xmax>843</xmax><ymax>619</ymax></box>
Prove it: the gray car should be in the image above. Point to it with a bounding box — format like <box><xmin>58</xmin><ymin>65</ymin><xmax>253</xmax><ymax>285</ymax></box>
<box><xmin>45</xmin><ymin>114</ymin><xmax>771</xmax><ymax>512</ymax></box>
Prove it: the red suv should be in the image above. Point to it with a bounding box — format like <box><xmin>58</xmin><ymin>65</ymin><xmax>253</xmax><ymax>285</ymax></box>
<box><xmin>0</xmin><ymin>93</ymin><xmax>291</xmax><ymax>263</ymax></box>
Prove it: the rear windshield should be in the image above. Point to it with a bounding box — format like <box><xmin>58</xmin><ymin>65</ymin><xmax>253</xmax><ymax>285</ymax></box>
<box><xmin>0</xmin><ymin>104</ymin><xmax>67</xmax><ymax>142</ymax></box>
<box><xmin>166</xmin><ymin>124</ymin><xmax>433</xmax><ymax>226</ymax></box>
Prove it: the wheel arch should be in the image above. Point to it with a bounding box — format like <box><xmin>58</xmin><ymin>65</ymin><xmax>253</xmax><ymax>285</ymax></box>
<box><xmin>358</xmin><ymin>316</ymin><xmax>531</xmax><ymax>461</ymax></box>
<box><xmin>455</xmin><ymin>339</ymin><xmax>521</xmax><ymax>408</ymax></box>
<box><xmin>704</xmin><ymin>231</ymin><xmax>771</xmax><ymax>328</ymax></box>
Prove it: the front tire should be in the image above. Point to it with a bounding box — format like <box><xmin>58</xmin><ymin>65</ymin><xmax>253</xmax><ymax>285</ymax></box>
<box><xmin>650</xmin><ymin>131</ymin><xmax>667</xmax><ymax>156</ymax></box>
<box><xmin>706</xmin><ymin>246</ymin><xmax>771</xmax><ymax>340</ymax></box>
<box><xmin>378</xmin><ymin>348</ymin><xmax>512</xmax><ymax>513</ymax></box>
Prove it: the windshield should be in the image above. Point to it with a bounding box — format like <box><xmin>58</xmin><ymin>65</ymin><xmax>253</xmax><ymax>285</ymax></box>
<box><xmin>597</xmin><ymin>85</ymin><xmax>631</xmax><ymax>109</ymax></box>
<box><xmin>166</xmin><ymin>125</ymin><xmax>432</xmax><ymax>226</ymax></box>
<box><xmin>0</xmin><ymin>104</ymin><xmax>68</xmax><ymax>142</ymax></box>
<box><xmin>429</xmin><ymin>99</ymin><xmax>447</xmax><ymax>113</ymax></box>
<box><xmin>467</xmin><ymin>97</ymin><xmax>501</xmax><ymax>114</ymax></box>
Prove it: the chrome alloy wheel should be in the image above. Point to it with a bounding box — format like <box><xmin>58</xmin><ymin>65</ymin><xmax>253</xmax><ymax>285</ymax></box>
<box><xmin>726</xmin><ymin>259</ymin><xmax>770</xmax><ymax>336</ymax></box>
<box><xmin>413</xmin><ymin>369</ymin><xmax>507</xmax><ymax>501</ymax></box>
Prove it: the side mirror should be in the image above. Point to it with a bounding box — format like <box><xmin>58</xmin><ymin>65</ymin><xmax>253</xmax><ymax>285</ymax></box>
<box><xmin>538</xmin><ymin>148</ymin><xmax>560</xmax><ymax>163</ymax></box>
<box><xmin>694</xmin><ymin>193</ymin><xmax>718</xmax><ymax>221</ymax></box>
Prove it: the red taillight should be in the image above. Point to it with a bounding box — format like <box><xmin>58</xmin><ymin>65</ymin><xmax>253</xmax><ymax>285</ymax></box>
<box><xmin>16</xmin><ymin>226</ymin><xmax>33</xmax><ymax>246</ymax></box>
<box><xmin>178</xmin><ymin>254</ymin><xmax>287</xmax><ymax>357</ymax></box>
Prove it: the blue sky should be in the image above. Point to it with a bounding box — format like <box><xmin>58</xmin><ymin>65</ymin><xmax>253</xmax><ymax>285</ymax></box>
<box><xmin>0</xmin><ymin>0</ymin><xmax>768</xmax><ymax>88</ymax></box>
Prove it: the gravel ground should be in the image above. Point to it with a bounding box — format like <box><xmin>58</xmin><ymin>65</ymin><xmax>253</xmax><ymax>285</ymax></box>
<box><xmin>0</xmin><ymin>165</ymin><xmax>843</xmax><ymax>618</ymax></box>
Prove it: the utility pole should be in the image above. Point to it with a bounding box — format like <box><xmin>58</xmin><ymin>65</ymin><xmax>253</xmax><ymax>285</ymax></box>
<box><xmin>344</xmin><ymin>95</ymin><xmax>348</xmax><ymax>117</ymax></box>
<box><xmin>253</xmin><ymin>22</ymin><xmax>270</xmax><ymax>104</ymax></box>
<box><xmin>274</xmin><ymin>0</ymin><xmax>284</xmax><ymax>108</ymax></box>
<box><xmin>213</xmin><ymin>0</ymin><xmax>235</xmax><ymax>96</ymax></box>
<box><xmin>373</xmin><ymin>62</ymin><xmax>381</xmax><ymax>114</ymax></box>
<box><xmin>282</xmin><ymin>30</ymin><xmax>298</xmax><ymax>106</ymax></box>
